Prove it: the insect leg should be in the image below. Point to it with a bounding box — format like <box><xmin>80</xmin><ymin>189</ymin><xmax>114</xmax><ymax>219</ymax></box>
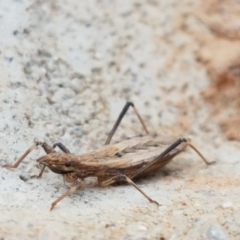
<box><xmin>3</xmin><ymin>141</ymin><xmax>55</xmax><ymax>169</ymax></box>
<box><xmin>30</xmin><ymin>165</ymin><xmax>47</xmax><ymax>179</ymax></box>
<box><xmin>99</xmin><ymin>174</ymin><xmax>159</xmax><ymax>205</ymax></box>
<box><xmin>53</xmin><ymin>142</ymin><xmax>71</xmax><ymax>153</ymax></box>
<box><xmin>105</xmin><ymin>101</ymin><xmax>149</xmax><ymax>145</ymax></box>
<box><xmin>50</xmin><ymin>179</ymin><xmax>83</xmax><ymax>211</ymax></box>
<box><xmin>185</xmin><ymin>139</ymin><xmax>214</xmax><ymax>165</ymax></box>
<box><xmin>131</xmin><ymin>138</ymin><xmax>188</xmax><ymax>179</ymax></box>
<box><xmin>131</xmin><ymin>138</ymin><xmax>213</xmax><ymax>180</ymax></box>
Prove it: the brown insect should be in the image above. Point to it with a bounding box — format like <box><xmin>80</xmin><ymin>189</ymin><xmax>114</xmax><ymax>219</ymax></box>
<box><xmin>3</xmin><ymin>102</ymin><xmax>213</xmax><ymax>210</ymax></box>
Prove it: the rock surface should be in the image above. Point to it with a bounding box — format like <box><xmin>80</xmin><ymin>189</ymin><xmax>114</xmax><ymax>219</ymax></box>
<box><xmin>0</xmin><ymin>0</ymin><xmax>239</xmax><ymax>239</ymax></box>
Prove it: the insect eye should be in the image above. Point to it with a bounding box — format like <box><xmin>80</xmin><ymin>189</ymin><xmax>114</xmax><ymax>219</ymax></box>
<box><xmin>65</xmin><ymin>161</ymin><xmax>72</xmax><ymax>167</ymax></box>
<box><xmin>115</xmin><ymin>152</ymin><xmax>122</xmax><ymax>157</ymax></box>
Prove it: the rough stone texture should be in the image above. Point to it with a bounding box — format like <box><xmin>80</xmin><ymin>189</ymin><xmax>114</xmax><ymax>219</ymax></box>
<box><xmin>0</xmin><ymin>0</ymin><xmax>240</xmax><ymax>239</ymax></box>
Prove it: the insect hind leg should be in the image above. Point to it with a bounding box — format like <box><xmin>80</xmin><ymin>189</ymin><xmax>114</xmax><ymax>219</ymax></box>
<box><xmin>185</xmin><ymin>138</ymin><xmax>214</xmax><ymax>165</ymax></box>
<box><xmin>105</xmin><ymin>101</ymin><xmax>149</xmax><ymax>145</ymax></box>
<box><xmin>130</xmin><ymin>137</ymin><xmax>214</xmax><ymax>180</ymax></box>
<box><xmin>99</xmin><ymin>174</ymin><xmax>159</xmax><ymax>206</ymax></box>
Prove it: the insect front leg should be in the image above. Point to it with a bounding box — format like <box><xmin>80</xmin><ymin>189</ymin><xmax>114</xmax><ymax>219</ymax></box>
<box><xmin>3</xmin><ymin>141</ymin><xmax>61</xmax><ymax>180</ymax></box>
<box><xmin>3</xmin><ymin>141</ymin><xmax>56</xmax><ymax>169</ymax></box>
<box><xmin>53</xmin><ymin>142</ymin><xmax>71</xmax><ymax>154</ymax></box>
<box><xmin>105</xmin><ymin>101</ymin><xmax>149</xmax><ymax>145</ymax></box>
<box><xmin>50</xmin><ymin>179</ymin><xmax>83</xmax><ymax>211</ymax></box>
<box><xmin>98</xmin><ymin>174</ymin><xmax>159</xmax><ymax>206</ymax></box>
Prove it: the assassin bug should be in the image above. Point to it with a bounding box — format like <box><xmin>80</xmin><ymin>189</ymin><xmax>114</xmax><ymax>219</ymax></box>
<box><xmin>3</xmin><ymin>102</ymin><xmax>213</xmax><ymax>210</ymax></box>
